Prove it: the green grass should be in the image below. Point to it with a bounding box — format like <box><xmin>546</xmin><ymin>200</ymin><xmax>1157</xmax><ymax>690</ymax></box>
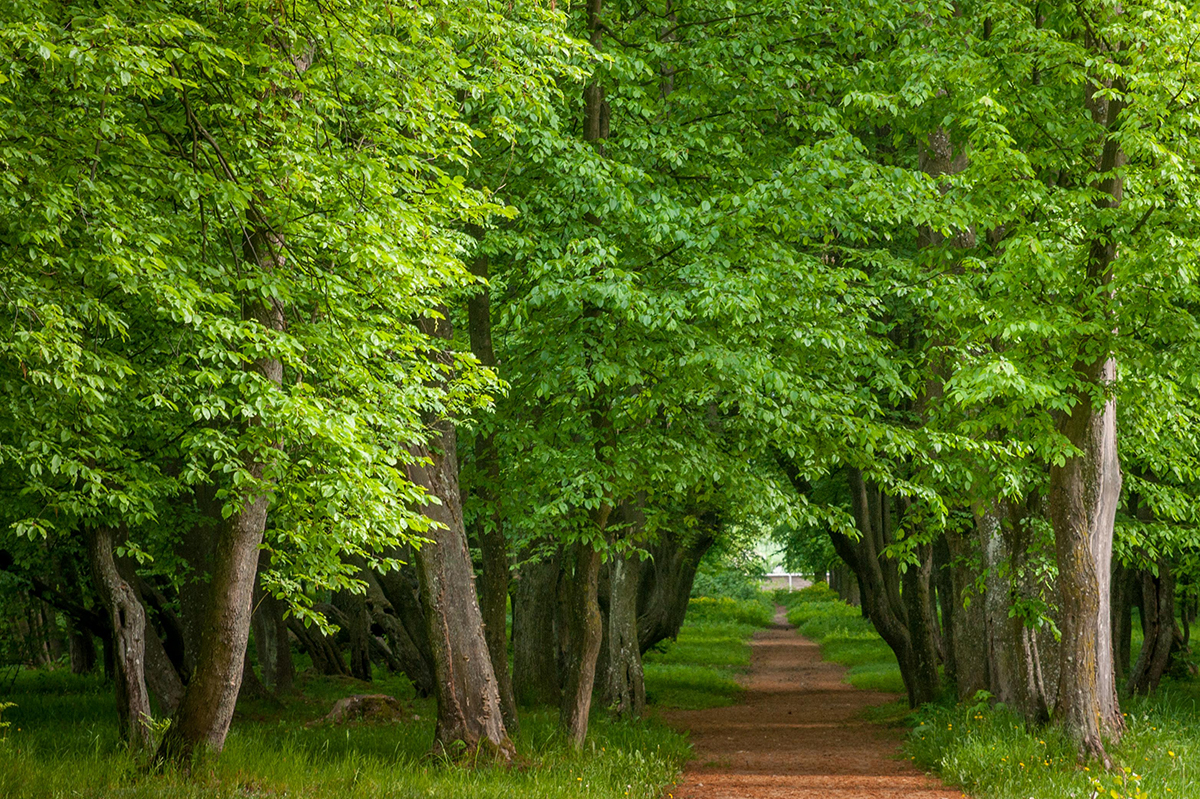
<box><xmin>906</xmin><ymin>687</ymin><xmax>1200</xmax><ymax>799</ymax></box>
<box><xmin>0</xmin><ymin>594</ymin><xmax>777</xmax><ymax>798</ymax></box>
<box><xmin>0</xmin><ymin>667</ymin><xmax>689</xmax><ymax>799</ymax></box>
<box><xmin>644</xmin><ymin>594</ymin><xmax>774</xmax><ymax>709</ymax></box>
<box><xmin>780</xmin><ymin>584</ymin><xmax>905</xmax><ymax>694</ymax></box>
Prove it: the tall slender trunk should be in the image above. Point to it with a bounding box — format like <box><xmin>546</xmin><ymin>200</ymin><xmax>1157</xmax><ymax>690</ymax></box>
<box><xmin>87</xmin><ymin>525</ymin><xmax>153</xmax><ymax>749</ymax></box>
<box><xmin>945</xmin><ymin>530</ymin><xmax>988</xmax><ymax>700</ymax></box>
<box><xmin>466</xmin><ymin>243</ymin><xmax>518</xmax><ymax>734</ymax></box>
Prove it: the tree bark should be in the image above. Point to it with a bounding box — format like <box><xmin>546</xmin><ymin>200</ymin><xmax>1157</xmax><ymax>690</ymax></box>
<box><xmin>361</xmin><ymin>567</ymin><xmax>435</xmax><ymax>696</ymax></box>
<box><xmin>87</xmin><ymin>525</ymin><xmax>153</xmax><ymax>749</ymax></box>
<box><xmin>1126</xmin><ymin>559</ymin><xmax>1178</xmax><ymax>695</ymax></box>
<box><xmin>466</xmin><ymin>243</ymin><xmax>519</xmax><ymax>734</ymax></box>
<box><xmin>1048</xmin><ymin>356</ymin><xmax>1124</xmax><ymax>761</ymax></box>
<box><xmin>603</xmin><ymin>549</ymin><xmax>645</xmax><ymax>718</ymax></box>
<box><xmin>945</xmin><ymin>530</ymin><xmax>988</xmax><ymax>700</ymax></box>
<box><xmin>636</xmin><ymin>526</ymin><xmax>716</xmax><ymax>653</ymax></box>
<box><xmin>156</xmin><ymin>217</ymin><xmax>285</xmax><ymax>765</ymax></box>
<box><xmin>559</xmin><ymin>534</ymin><xmax>606</xmax><ymax>748</ymax></box>
<box><xmin>513</xmin><ymin>545</ymin><xmax>562</xmax><ymax>706</ymax></box>
<box><xmin>251</xmin><ymin>560</ymin><xmax>295</xmax><ymax>693</ymax></box>
<box><xmin>408</xmin><ymin>415</ymin><xmax>514</xmax><ymax>760</ymax></box>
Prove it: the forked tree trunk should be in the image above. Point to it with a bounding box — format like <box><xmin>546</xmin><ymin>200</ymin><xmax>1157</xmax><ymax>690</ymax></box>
<box><xmin>361</xmin><ymin>567</ymin><xmax>435</xmax><ymax>696</ymax></box>
<box><xmin>513</xmin><ymin>546</ymin><xmax>562</xmax><ymax>706</ymax></box>
<box><xmin>407</xmin><ymin>416</ymin><xmax>514</xmax><ymax>761</ymax></box>
<box><xmin>559</xmin><ymin>534</ymin><xmax>606</xmax><ymax>748</ymax></box>
<box><xmin>87</xmin><ymin>525</ymin><xmax>153</xmax><ymax>749</ymax></box>
<box><xmin>156</xmin><ymin>218</ymin><xmax>285</xmax><ymax>765</ymax></box>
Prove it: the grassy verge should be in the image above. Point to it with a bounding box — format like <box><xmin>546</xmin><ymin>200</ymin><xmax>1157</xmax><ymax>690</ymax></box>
<box><xmin>0</xmin><ymin>667</ymin><xmax>688</xmax><ymax>799</ymax></box>
<box><xmin>644</xmin><ymin>594</ymin><xmax>774</xmax><ymax>710</ymax></box>
<box><xmin>0</xmin><ymin>594</ymin><xmax>777</xmax><ymax>798</ymax></box>
<box><xmin>778</xmin><ymin>583</ymin><xmax>905</xmax><ymax>694</ymax></box>
<box><xmin>907</xmin><ymin>687</ymin><xmax>1200</xmax><ymax>799</ymax></box>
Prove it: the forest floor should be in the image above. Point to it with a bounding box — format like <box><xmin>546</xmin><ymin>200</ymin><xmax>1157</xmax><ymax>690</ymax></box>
<box><xmin>657</xmin><ymin>606</ymin><xmax>967</xmax><ymax>799</ymax></box>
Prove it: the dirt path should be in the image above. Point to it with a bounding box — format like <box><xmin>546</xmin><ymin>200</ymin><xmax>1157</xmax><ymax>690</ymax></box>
<box><xmin>657</xmin><ymin>607</ymin><xmax>966</xmax><ymax>799</ymax></box>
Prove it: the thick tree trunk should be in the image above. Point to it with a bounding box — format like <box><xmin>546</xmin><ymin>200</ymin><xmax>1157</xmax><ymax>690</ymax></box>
<box><xmin>466</xmin><ymin>245</ymin><xmax>519</xmax><ymax>735</ymax></box>
<box><xmin>1126</xmin><ymin>559</ymin><xmax>1177</xmax><ymax>695</ymax></box>
<box><xmin>901</xmin><ymin>537</ymin><xmax>941</xmax><ymax>705</ymax></box>
<box><xmin>946</xmin><ymin>530</ymin><xmax>988</xmax><ymax>701</ymax></box>
<box><xmin>408</xmin><ymin>419</ymin><xmax>513</xmax><ymax>760</ymax></box>
<box><xmin>361</xmin><ymin>567</ymin><xmax>434</xmax><ymax>696</ymax></box>
<box><xmin>1049</xmin><ymin>358</ymin><xmax>1123</xmax><ymax>761</ymax></box>
<box><xmin>87</xmin><ymin>526</ymin><xmax>153</xmax><ymax>749</ymax></box>
<box><xmin>636</xmin><ymin>526</ymin><xmax>716</xmax><ymax>653</ymax></box>
<box><xmin>836</xmin><ymin>469</ymin><xmax>938</xmax><ymax>707</ymax></box>
<box><xmin>979</xmin><ymin>501</ymin><xmax>1052</xmax><ymax>724</ymax></box>
<box><xmin>513</xmin><ymin>546</ymin><xmax>562</xmax><ymax>706</ymax></box>
<box><xmin>603</xmin><ymin>550</ymin><xmax>645</xmax><ymax>718</ymax></box>
<box><xmin>559</xmin><ymin>535</ymin><xmax>606</xmax><ymax>748</ymax></box>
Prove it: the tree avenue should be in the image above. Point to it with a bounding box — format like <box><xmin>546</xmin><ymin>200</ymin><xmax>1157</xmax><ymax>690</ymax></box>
<box><xmin>3</xmin><ymin>0</ymin><xmax>1200</xmax><ymax>778</ymax></box>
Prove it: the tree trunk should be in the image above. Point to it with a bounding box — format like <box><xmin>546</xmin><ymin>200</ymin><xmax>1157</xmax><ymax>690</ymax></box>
<box><xmin>636</xmin><ymin>526</ymin><xmax>716</xmax><ymax>653</ymax></box>
<box><xmin>945</xmin><ymin>529</ymin><xmax>988</xmax><ymax>701</ymax></box>
<box><xmin>513</xmin><ymin>545</ymin><xmax>562</xmax><ymax>706</ymax></box>
<box><xmin>68</xmin><ymin>622</ymin><xmax>97</xmax><ymax>675</ymax></box>
<box><xmin>334</xmin><ymin>588</ymin><xmax>372</xmax><ymax>682</ymax></box>
<box><xmin>87</xmin><ymin>525</ymin><xmax>153</xmax><ymax>749</ymax></box>
<box><xmin>466</xmin><ymin>243</ymin><xmax>519</xmax><ymax>735</ymax></box>
<box><xmin>287</xmin><ymin>615</ymin><xmax>349</xmax><ymax>677</ymax></box>
<box><xmin>1112</xmin><ymin>562</ymin><xmax>1134</xmax><ymax>681</ymax></box>
<box><xmin>979</xmin><ymin>501</ymin><xmax>1052</xmax><ymax>724</ymax></box>
<box><xmin>408</xmin><ymin>415</ymin><xmax>514</xmax><ymax>760</ymax></box>
<box><xmin>1048</xmin><ymin>356</ymin><xmax>1124</xmax><ymax>762</ymax></box>
<box><xmin>559</xmin><ymin>535</ymin><xmax>606</xmax><ymax>748</ymax></box>
<box><xmin>251</xmin><ymin>563</ymin><xmax>295</xmax><ymax>693</ymax></box>
<box><xmin>603</xmin><ymin>549</ymin><xmax>645</xmax><ymax>719</ymax></box>
<box><xmin>156</xmin><ymin>218</ymin><xmax>284</xmax><ymax>765</ymax></box>
<box><xmin>361</xmin><ymin>567</ymin><xmax>434</xmax><ymax>695</ymax></box>
<box><xmin>1126</xmin><ymin>559</ymin><xmax>1177</xmax><ymax>695</ymax></box>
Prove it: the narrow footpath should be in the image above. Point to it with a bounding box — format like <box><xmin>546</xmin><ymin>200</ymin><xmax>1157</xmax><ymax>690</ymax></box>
<box><xmin>657</xmin><ymin>607</ymin><xmax>966</xmax><ymax>799</ymax></box>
